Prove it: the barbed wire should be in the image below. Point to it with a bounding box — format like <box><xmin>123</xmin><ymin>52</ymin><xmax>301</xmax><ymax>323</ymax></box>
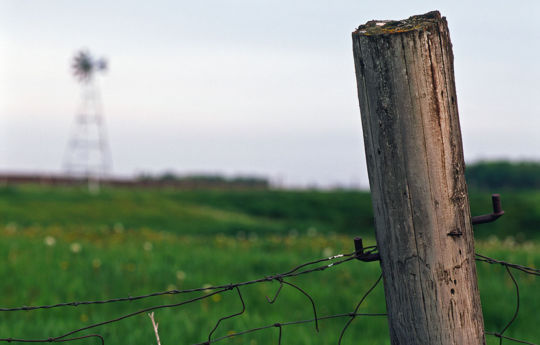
<box><xmin>193</xmin><ymin>312</ymin><xmax>387</xmax><ymax>345</ymax></box>
<box><xmin>0</xmin><ymin>247</ymin><xmax>385</xmax><ymax>345</ymax></box>
<box><xmin>476</xmin><ymin>253</ymin><xmax>540</xmax><ymax>276</ymax></box>
<box><xmin>1</xmin><ymin>245</ymin><xmax>538</xmax><ymax>345</ymax></box>
<box><xmin>475</xmin><ymin>253</ymin><xmax>539</xmax><ymax>345</ymax></box>
<box><xmin>0</xmin><ymin>246</ymin><xmax>377</xmax><ymax>313</ymax></box>
<box><xmin>194</xmin><ymin>274</ymin><xmax>385</xmax><ymax>345</ymax></box>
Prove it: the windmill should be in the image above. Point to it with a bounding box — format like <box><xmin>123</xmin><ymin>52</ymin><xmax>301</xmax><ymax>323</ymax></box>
<box><xmin>63</xmin><ymin>50</ymin><xmax>112</xmax><ymax>190</ymax></box>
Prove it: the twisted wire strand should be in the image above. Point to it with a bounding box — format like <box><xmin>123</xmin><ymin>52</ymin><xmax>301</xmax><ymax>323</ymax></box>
<box><xmin>475</xmin><ymin>254</ymin><xmax>540</xmax><ymax>276</ymax></box>
<box><xmin>0</xmin><ymin>335</ymin><xmax>104</xmax><ymax>345</ymax></box>
<box><xmin>498</xmin><ymin>267</ymin><xmax>520</xmax><ymax>341</ymax></box>
<box><xmin>1</xmin><ymin>249</ymin><xmax>539</xmax><ymax>345</ymax></box>
<box><xmin>0</xmin><ymin>249</ymin><xmax>383</xmax><ymax>345</ymax></box>
<box><xmin>485</xmin><ymin>332</ymin><xmax>538</xmax><ymax>345</ymax></box>
<box><xmin>337</xmin><ymin>273</ymin><xmax>383</xmax><ymax>345</ymax></box>
<box><xmin>191</xmin><ymin>312</ymin><xmax>388</xmax><ymax>345</ymax></box>
<box><xmin>476</xmin><ymin>252</ymin><xmax>539</xmax><ymax>345</ymax></box>
<box><xmin>0</xmin><ymin>251</ymin><xmax>364</xmax><ymax>312</ymax></box>
<box><xmin>206</xmin><ymin>287</ymin><xmax>245</xmax><ymax>343</ymax></box>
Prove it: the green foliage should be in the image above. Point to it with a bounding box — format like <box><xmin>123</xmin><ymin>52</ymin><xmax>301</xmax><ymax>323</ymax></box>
<box><xmin>0</xmin><ymin>184</ymin><xmax>539</xmax><ymax>343</ymax></box>
<box><xmin>0</xmin><ymin>185</ymin><xmax>375</xmax><ymax>237</ymax></box>
<box><xmin>136</xmin><ymin>172</ymin><xmax>270</xmax><ymax>188</ymax></box>
<box><xmin>0</xmin><ymin>227</ymin><xmax>539</xmax><ymax>344</ymax></box>
<box><xmin>0</xmin><ymin>229</ymin><xmax>389</xmax><ymax>344</ymax></box>
<box><xmin>1</xmin><ymin>184</ymin><xmax>538</xmax><ymax>240</ymax></box>
<box><xmin>466</xmin><ymin>161</ymin><xmax>540</xmax><ymax>190</ymax></box>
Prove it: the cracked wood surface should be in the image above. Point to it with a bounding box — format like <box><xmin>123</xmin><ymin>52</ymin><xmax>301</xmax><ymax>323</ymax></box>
<box><xmin>352</xmin><ymin>11</ymin><xmax>485</xmax><ymax>345</ymax></box>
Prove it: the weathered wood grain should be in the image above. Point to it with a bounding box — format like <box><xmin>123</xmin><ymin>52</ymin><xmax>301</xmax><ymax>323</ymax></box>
<box><xmin>352</xmin><ymin>11</ymin><xmax>485</xmax><ymax>345</ymax></box>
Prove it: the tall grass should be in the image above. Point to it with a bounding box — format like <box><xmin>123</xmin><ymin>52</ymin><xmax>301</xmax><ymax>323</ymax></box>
<box><xmin>1</xmin><ymin>224</ymin><xmax>539</xmax><ymax>344</ymax></box>
<box><xmin>0</xmin><ymin>185</ymin><xmax>538</xmax><ymax>344</ymax></box>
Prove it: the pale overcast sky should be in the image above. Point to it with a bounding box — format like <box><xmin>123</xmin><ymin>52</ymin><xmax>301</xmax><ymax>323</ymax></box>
<box><xmin>1</xmin><ymin>0</ymin><xmax>538</xmax><ymax>187</ymax></box>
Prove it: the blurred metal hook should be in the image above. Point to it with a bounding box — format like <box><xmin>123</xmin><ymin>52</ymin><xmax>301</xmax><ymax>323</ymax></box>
<box><xmin>354</xmin><ymin>238</ymin><xmax>380</xmax><ymax>262</ymax></box>
<box><xmin>472</xmin><ymin>194</ymin><xmax>505</xmax><ymax>225</ymax></box>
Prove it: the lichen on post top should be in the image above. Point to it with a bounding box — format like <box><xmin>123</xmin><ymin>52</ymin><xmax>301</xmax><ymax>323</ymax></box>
<box><xmin>353</xmin><ymin>10</ymin><xmax>444</xmax><ymax>36</ymax></box>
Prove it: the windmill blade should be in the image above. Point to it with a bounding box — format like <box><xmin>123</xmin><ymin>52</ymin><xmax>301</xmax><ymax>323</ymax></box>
<box><xmin>96</xmin><ymin>58</ymin><xmax>108</xmax><ymax>72</ymax></box>
<box><xmin>71</xmin><ymin>50</ymin><xmax>95</xmax><ymax>82</ymax></box>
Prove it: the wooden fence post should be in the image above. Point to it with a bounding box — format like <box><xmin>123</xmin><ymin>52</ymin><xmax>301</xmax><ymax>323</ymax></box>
<box><xmin>352</xmin><ymin>11</ymin><xmax>486</xmax><ymax>345</ymax></box>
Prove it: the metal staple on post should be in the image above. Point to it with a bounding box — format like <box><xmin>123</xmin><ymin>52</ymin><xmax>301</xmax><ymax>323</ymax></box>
<box><xmin>354</xmin><ymin>237</ymin><xmax>380</xmax><ymax>262</ymax></box>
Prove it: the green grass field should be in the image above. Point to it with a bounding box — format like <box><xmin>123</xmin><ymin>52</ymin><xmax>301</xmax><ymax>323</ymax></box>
<box><xmin>1</xmin><ymin>185</ymin><xmax>539</xmax><ymax>239</ymax></box>
<box><xmin>0</xmin><ymin>185</ymin><xmax>539</xmax><ymax>344</ymax></box>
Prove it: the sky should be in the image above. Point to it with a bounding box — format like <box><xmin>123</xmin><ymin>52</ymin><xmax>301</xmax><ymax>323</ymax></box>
<box><xmin>0</xmin><ymin>0</ymin><xmax>538</xmax><ymax>188</ymax></box>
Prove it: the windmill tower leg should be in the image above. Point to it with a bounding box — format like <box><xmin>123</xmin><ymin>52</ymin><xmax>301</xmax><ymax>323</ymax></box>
<box><xmin>64</xmin><ymin>50</ymin><xmax>112</xmax><ymax>192</ymax></box>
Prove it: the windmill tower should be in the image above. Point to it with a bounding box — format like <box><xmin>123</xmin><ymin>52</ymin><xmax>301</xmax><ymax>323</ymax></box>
<box><xmin>63</xmin><ymin>50</ymin><xmax>112</xmax><ymax>189</ymax></box>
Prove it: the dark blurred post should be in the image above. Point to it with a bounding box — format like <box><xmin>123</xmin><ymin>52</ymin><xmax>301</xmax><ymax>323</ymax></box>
<box><xmin>352</xmin><ymin>11</ymin><xmax>485</xmax><ymax>344</ymax></box>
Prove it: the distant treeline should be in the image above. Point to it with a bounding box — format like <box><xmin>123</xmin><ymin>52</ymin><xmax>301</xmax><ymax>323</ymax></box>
<box><xmin>136</xmin><ymin>172</ymin><xmax>270</xmax><ymax>188</ymax></box>
<box><xmin>0</xmin><ymin>173</ymin><xmax>270</xmax><ymax>189</ymax></box>
<box><xmin>466</xmin><ymin>161</ymin><xmax>540</xmax><ymax>190</ymax></box>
